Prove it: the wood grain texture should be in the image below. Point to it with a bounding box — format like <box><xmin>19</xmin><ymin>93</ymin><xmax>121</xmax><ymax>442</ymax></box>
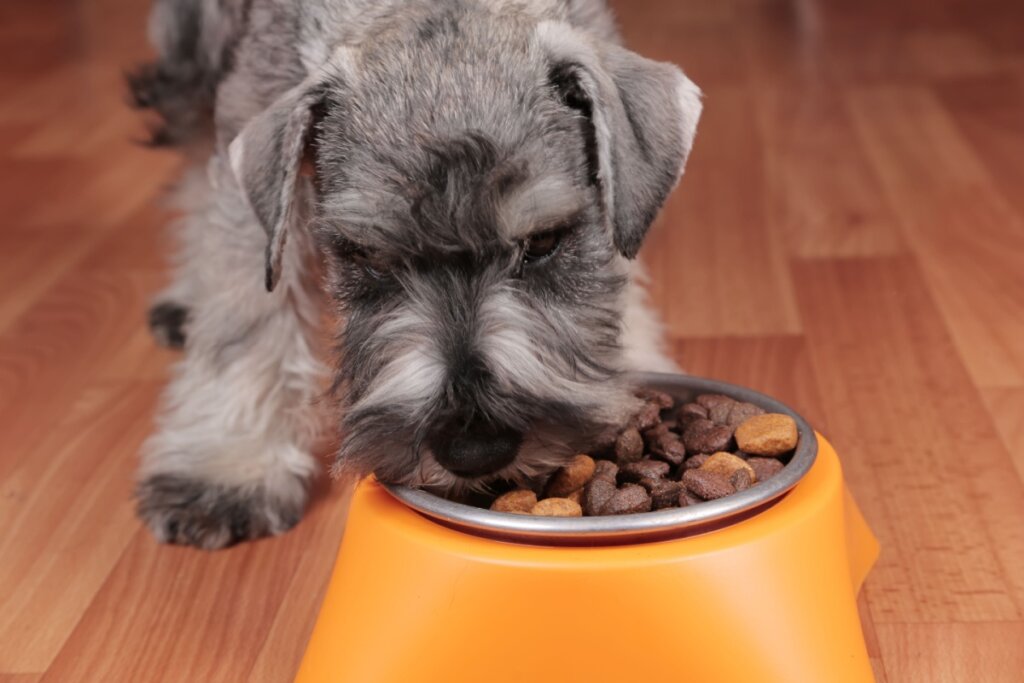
<box><xmin>3</xmin><ymin>0</ymin><xmax>1024</xmax><ymax>680</ymax></box>
<box><xmin>981</xmin><ymin>388</ymin><xmax>1024</xmax><ymax>480</ymax></box>
<box><xmin>848</xmin><ymin>86</ymin><xmax>1024</xmax><ymax>388</ymax></box>
<box><xmin>791</xmin><ymin>256</ymin><xmax>1024</xmax><ymax>623</ymax></box>
<box><xmin>876</xmin><ymin>622</ymin><xmax>1024</xmax><ymax>683</ymax></box>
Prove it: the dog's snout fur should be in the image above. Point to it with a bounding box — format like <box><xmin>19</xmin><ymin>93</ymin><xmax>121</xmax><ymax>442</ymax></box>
<box><xmin>130</xmin><ymin>0</ymin><xmax>701</xmax><ymax>548</ymax></box>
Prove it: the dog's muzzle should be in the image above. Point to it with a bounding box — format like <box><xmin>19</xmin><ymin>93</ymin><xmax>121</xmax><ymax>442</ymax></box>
<box><xmin>429</xmin><ymin>419</ymin><xmax>522</xmax><ymax>478</ymax></box>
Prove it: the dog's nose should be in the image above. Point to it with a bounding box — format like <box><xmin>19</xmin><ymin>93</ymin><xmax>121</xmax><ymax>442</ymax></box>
<box><xmin>430</xmin><ymin>420</ymin><xmax>522</xmax><ymax>477</ymax></box>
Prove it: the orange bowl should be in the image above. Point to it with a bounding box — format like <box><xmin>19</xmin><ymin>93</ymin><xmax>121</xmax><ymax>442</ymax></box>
<box><xmin>294</xmin><ymin>375</ymin><xmax>879</xmax><ymax>683</ymax></box>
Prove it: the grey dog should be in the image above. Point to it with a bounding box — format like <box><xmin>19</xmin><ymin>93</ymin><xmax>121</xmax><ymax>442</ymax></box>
<box><xmin>129</xmin><ymin>0</ymin><xmax>702</xmax><ymax>549</ymax></box>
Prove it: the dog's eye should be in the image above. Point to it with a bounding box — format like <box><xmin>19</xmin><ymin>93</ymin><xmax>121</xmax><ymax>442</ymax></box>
<box><xmin>521</xmin><ymin>229</ymin><xmax>564</xmax><ymax>265</ymax></box>
<box><xmin>328</xmin><ymin>237</ymin><xmax>387</xmax><ymax>279</ymax></box>
<box><xmin>351</xmin><ymin>250</ymin><xmax>385</xmax><ymax>279</ymax></box>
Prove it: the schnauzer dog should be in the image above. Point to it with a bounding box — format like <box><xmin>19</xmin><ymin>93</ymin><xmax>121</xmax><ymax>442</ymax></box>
<box><xmin>130</xmin><ymin>0</ymin><xmax>702</xmax><ymax>549</ymax></box>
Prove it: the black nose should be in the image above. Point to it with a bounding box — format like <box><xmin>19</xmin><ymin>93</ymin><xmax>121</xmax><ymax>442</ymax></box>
<box><xmin>430</xmin><ymin>420</ymin><xmax>522</xmax><ymax>477</ymax></box>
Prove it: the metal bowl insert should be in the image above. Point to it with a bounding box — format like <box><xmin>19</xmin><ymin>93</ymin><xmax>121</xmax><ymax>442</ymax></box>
<box><xmin>384</xmin><ymin>372</ymin><xmax>818</xmax><ymax>545</ymax></box>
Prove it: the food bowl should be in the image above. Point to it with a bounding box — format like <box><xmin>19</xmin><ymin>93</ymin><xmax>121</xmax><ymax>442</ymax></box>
<box><xmin>294</xmin><ymin>373</ymin><xmax>879</xmax><ymax>683</ymax></box>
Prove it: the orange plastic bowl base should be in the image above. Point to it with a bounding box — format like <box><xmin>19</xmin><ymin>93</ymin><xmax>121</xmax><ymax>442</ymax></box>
<box><xmin>295</xmin><ymin>434</ymin><xmax>879</xmax><ymax>683</ymax></box>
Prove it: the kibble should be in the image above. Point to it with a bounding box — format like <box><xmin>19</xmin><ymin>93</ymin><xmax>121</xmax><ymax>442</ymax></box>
<box><xmin>476</xmin><ymin>391</ymin><xmax>797</xmax><ymax>517</ymax></box>
<box><xmin>683</xmin><ymin>453</ymin><xmax>710</xmax><ymax>470</ymax></box>
<box><xmin>619</xmin><ymin>459</ymin><xmax>670</xmax><ymax>483</ymax></box>
<box><xmin>649</xmin><ymin>431</ymin><xmax>687</xmax><ymax>465</ymax></box>
<box><xmin>646</xmin><ymin>479</ymin><xmax>683</xmax><ymax>509</ymax></box>
<box><xmin>697</xmin><ymin>393</ymin><xmax>735</xmax><ymax>425</ymax></box>
<box><xmin>491</xmin><ymin>489</ymin><xmax>537</xmax><ymax>513</ymax></box>
<box><xmin>682</xmin><ymin>469</ymin><xmax>735</xmax><ymax>501</ymax></box>
<box><xmin>615</xmin><ymin>427</ymin><xmax>645</xmax><ymax>463</ymax></box>
<box><xmin>531</xmin><ymin>497</ymin><xmax>583</xmax><ymax>517</ymax></box>
<box><xmin>700</xmin><ymin>452</ymin><xmax>756</xmax><ymax>482</ymax></box>
<box><xmin>726</xmin><ymin>402</ymin><xmax>765</xmax><ymax>427</ymax></box>
<box><xmin>545</xmin><ymin>454</ymin><xmax>596</xmax><ymax>497</ymax></box>
<box><xmin>630</xmin><ymin>401</ymin><xmax>662</xmax><ymax>432</ymax></box>
<box><xmin>748</xmin><ymin>457</ymin><xmax>784</xmax><ymax>482</ymax></box>
<box><xmin>678</xmin><ymin>402</ymin><xmax>709</xmax><ymax>424</ymax></box>
<box><xmin>600</xmin><ymin>483</ymin><xmax>652</xmax><ymax>515</ymax></box>
<box><xmin>682</xmin><ymin>418</ymin><xmax>733</xmax><ymax>454</ymax></box>
<box><xmin>635</xmin><ymin>388</ymin><xmax>674</xmax><ymax>409</ymax></box>
<box><xmin>582</xmin><ymin>476</ymin><xmax>618</xmax><ymax>516</ymax></box>
<box><xmin>731</xmin><ymin>468</ymin><xmax>754</xmax><ymax>492</ymax></box>
<box><xmin>735</xmin><ymin>413</ymin><xmax>798</xmax><ymax>456</ymax></box>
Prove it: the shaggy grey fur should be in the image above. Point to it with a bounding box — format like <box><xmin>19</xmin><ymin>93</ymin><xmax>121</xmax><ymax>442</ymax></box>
<box><xmin>133</xmin><ymin>0</ymin><xmax>701</xmax><ymax>549</ymax></box>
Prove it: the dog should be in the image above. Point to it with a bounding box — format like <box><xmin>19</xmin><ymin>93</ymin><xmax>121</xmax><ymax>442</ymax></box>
<box><xmin>129</xmin><ymin>0</ymin><xmax>702</xmax><ymax>549</ymax></box>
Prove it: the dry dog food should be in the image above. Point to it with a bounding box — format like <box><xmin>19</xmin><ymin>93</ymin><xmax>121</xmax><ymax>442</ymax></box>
<box><xmin>489</xmin><ymin>390</ymin><xmax>800</xmax><ymax>517</ymax></box>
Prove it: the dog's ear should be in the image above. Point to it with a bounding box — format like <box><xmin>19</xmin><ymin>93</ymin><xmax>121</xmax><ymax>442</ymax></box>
<box><xmin>228</xmin><ymin>51</ymin><xmax>352</xmax><ymax>291</ymax></box>
<box><xmin>538</xmin><ymin>23</ymin><xmax>702</xmax><ymax>258</ymax></box>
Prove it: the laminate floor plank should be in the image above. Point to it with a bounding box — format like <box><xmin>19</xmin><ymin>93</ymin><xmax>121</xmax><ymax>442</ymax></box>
<box><xmin>791</xmin><ymin>256</ymin><xmax>1024</xmax><ymax>624</ymax></box>
<box><xmin>848</xmin><ymin>86</ymin><xmax>1024</xmax><ymax>389</ymax></box>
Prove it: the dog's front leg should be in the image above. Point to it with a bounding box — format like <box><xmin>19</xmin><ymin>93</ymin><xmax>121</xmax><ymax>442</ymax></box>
<box><xmin>137</xmin><ymin>160</ymin><xmax>326</xmax><ymax>550</ymax></box>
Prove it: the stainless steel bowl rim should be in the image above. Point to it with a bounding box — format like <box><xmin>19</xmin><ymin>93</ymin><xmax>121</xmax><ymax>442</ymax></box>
<box><xmin>383</xmin><ymin>373</ymin><xmax>818</xmax><ymax>544</ymax></box>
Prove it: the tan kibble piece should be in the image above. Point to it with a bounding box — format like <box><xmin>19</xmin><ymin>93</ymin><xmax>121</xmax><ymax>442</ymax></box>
<box><xmin>531</xmin><ymin>497</ymin><xmax>583</xmax><ymax>517</ymax></box>
<box><xmin>490</xmin><ymin>489</ymin><xmax>537</xmax><ymax>513</ymax></box>
<box><xmin>700</xmin><ymin>452</ymin><xmax>756</xmax><ymax>482</ymax></box>
<box><xmin>734</xmin><ymin>413</ymin><xmax>798</xmax><ymax>457</ymax></box>
<box><xmin>545</xmin><ymin>454</ymin><xmax>596</xmax><ymax>497</ymax></box>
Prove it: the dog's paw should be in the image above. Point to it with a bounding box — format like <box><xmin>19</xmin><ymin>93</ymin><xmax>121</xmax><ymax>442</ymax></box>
<box><xmin>147</xmin><ymin>302</ymin><xmax>189</xmax><ymax>349</ymax></box>
<box><xmin>136</xmin><ymin>473</ymin><xmax>307</xmax><ymax>550</ymax></box>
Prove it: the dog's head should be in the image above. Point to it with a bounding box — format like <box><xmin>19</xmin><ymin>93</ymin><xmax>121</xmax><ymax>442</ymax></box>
<box><xmin>228</xmin><ymin>5</ymin><xmax>701</xmax><ymax>492</ymax></box>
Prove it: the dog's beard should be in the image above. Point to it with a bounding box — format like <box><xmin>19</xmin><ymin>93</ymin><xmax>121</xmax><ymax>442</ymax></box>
<box><xmin>327</xmin><ymin>245</ymin><xmax>634</xmax><ymax>494</ymax></box>
<box><xmin>331</xmin><ymin>356</ymin><xmax>638</xmax><ymax>493</ymax></box>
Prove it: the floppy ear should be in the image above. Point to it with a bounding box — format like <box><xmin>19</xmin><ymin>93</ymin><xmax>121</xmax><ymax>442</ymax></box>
<box><xmin>227</xmin><ymin>51</ymin><xmax>352</xmax><ymax>291</ymax></box>
<box><xmin>538</xmin><ymin>23</ymin><xmax>702</xmax><ymax>258</ymax></box>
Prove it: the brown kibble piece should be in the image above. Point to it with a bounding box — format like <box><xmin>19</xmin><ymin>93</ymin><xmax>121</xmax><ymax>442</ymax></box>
<box><xmin>630</xmin><ymin>402</ymin><xmax>662</xmax><ymax>431</ymax></box>
<box><xmin>726</xmin><ymin>402</ymin><xmax>766</xmax><ymax>427</ymax></box>
<box><xmin>682</xmin><ymin>469</ymin><xmax>735</xmax><ymax>501</ymax></box>
<box><xmin>748</xmin><ymin>457</ymin><xmax>784</xmax><ymax>482</ymax></box>
<box><xmin>682</xmin><ymin>418</ymin><xmax>733</xmax><ymax>454</ymax></box>
<box><xmin>642</xmin><ymin>422</ymin><xmax>671</xmax><ymax>448</ymax></box>
<box><xmin>531</xmin><ymin>497</ymin><xmax>583</xmax><ymax>517</ymax></box>
<box><xmin>490</xmin><ymin>489</ymin><xmax>537</xmax><ymax>514</ymax></box>
<box><xmin>646</xmin><ymin>479</ymin><xmax>683</xmax><ymax>509</ymax></box>
<box><xmin>545</xmin><ymin>454</ymin><xmax>597</xmax><ymax>497</ymax></box>
<box><xmin>600</xmin><ymin>483</ymin><xmax>652</xmax><ymax>515</ymax></box>
<box><xmin>635</xmin><ymin>388</ymin><xmax>674</xmax><ymax>409</ymax></box>
<box><xmin>678</xmin><ymin>490</ymin><xmax>703</xmax><ymax>507</ymax></box>
<box><xmin>731</xmin><ymin>469</ymin><xmax>754</xmax><ymax>492</ymax></box>
<box><xmin>649</xmin><ymin>432</ymin><xmax>687</xmax><ymax>466</ymax></box>
<box><xmin>684</xmin><ymin>453</ymin><xmax>710</xmax><ymax>470</ymax></box>
<box><xmin>619</xmin><ymin>460</ymin><xmax>671</xmax><ymax>483</ymax></box>
<box><xmin>592</xmin><ymin>459</ymin><xmax>619</xmax><ymax>481</ymax></box>
<box><xmin>677</xmin><ymin>402</ymin><xmax>708</xmax><ymax>426</ymax></box>
<box><xmin>583</xmin><ymin>476</ymin><xmax>618</xmax><ymax>515</ymax></box>
<box><xmin>735</xmin><ymin>413</ymin><xmax>798</xmax><ymax>456</ymax></box>
<box><xmin>567</xmin><ymin>488</ymin><xmax>583</xmax><ymax>504</ymax></box>
<box><xmin>615</xmin><ymin>427</ymin><xmax>645</xmax><ymax>463</ymax></box>
<box><xmin>697</xmin><ymin>393</ymin><xmax>736</xmax><ymax>425</ymax></box>
<box><xmin>700</xmin><ymin>452</ymin><xmax>756</xmax><ymax>482</ymax></box>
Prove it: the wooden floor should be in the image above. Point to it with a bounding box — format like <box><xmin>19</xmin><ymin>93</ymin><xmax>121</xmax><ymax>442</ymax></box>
<box><xmin>2</xmin><ymin>0</ymin><xmax>1023</xmax><ymax>680</ymax></box>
